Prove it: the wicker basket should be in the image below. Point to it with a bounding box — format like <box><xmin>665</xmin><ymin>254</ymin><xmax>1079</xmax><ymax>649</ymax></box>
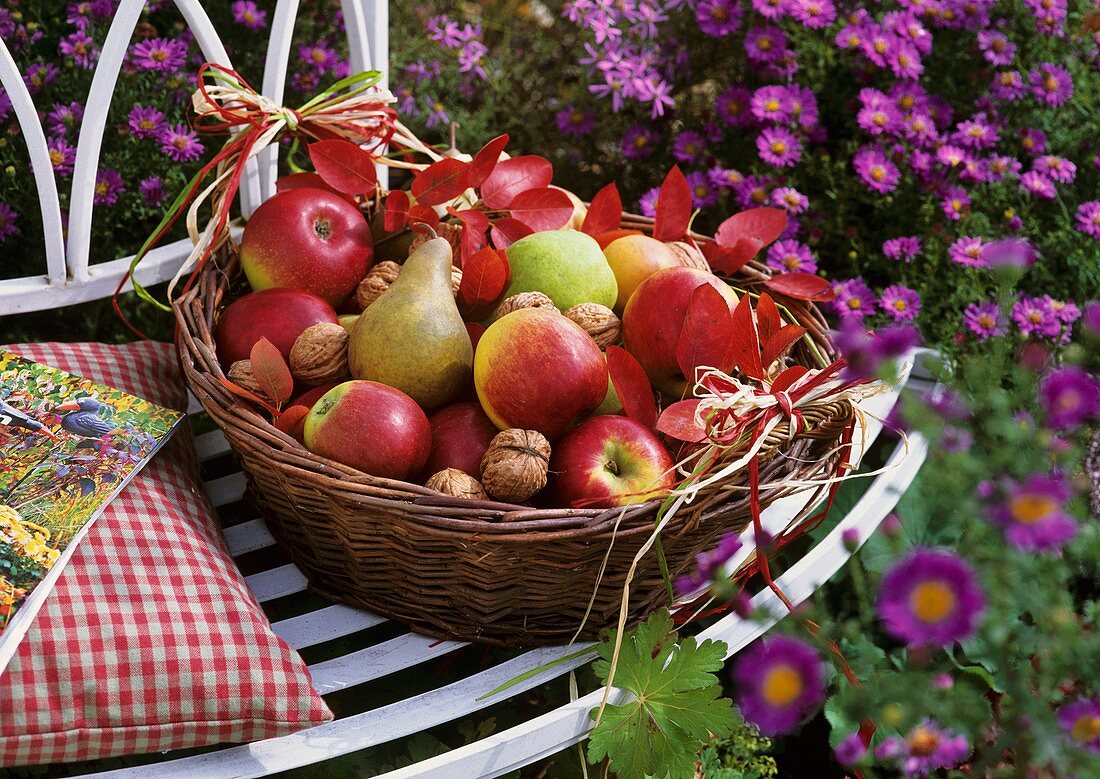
<box><xmin>174</xmin><ymin>213</ymin><xmax>853</xmax><ymax>646</ymax></box>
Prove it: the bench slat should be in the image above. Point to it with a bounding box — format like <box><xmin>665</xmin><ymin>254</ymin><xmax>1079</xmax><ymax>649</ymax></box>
<box><xmin>194</xmin><ymin>429</ymin><xmax>231</xmax><ymax>462</ymax></box>
<box><xmin>271</xmin><ymin>605</ymin><xmax>387</xmax><ymax>650</ymax></box>
<box><xmin>245</xmin><ymin>563</ymin><xmax>307</xmax><ymax>602</ymax></box>
<box><xmin>204</xmin><ymin>472</ymin><xmax>248</xmax><ymax>507</ymax></box>
<box><xmin>223</xmin><ymin>518</ymin><xmax>275</xmax><ymax>556</ymax></box>
<box><xmin>307</xmin><ymin>633</ymin><xmax>466</xmax><ymax>695</ymax></box>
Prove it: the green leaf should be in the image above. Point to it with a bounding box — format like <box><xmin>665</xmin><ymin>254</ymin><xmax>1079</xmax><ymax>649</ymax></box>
<box><xmin>588</xmin><ymin>609</ymin><xmax>736</xmax><ymax>779</ymax></box>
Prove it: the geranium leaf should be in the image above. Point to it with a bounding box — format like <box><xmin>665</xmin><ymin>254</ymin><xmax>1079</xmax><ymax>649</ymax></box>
<box><xmin>308</xmin><ymin>139</ymin><xmax>377</xmax><ymax>195</ymax></box>
<box><xmin>676</xmin><ymin>284</ymin><xmax>735</xmax><ymax>387</ymax></box>
<box><xmin>582</xmin><ymin>182</ymin><xmax>623</xmax><ymax>236</ymax></box>
<box><xmin>762</xmin><ymin>324</ymin><xmax>807</xmax><ymax>369</ymax></box>
<box><xmin>480</xmin><ymin>155</ymin><xmax>554</xmax><ymax>210</ymax></box>
<box><xmin>469</xmin><ymin>133</ymin><xmax>509</xmax><ymax>188</ymax></box>
<box><xmin>249</xmin><ymin>337</ymin><xmax>295</xmax><ymax>408</ymax></box>
<box><xmin>765</xmin><ymin>272</ymin><xmax>835</xmax><ymax>301</ymax></box>
<box><xmin>606</xmin><ymin>346</ymin><xmax>657</xmax><ymax>428</ymax></box>
<box><xmin>384</xmin><ymin>189</ymin><xmax>410</xmax><ymax>232</ymax></box>
<box><xmin>458</xmin><ymin>247</ymin><xmax>510</xmax><ymax>316</ymax></box>
<box><xmin>489</xmin><ymin>216</ymin><xmax>534</xmax><ymax>249</ymax></box>
<box><xmin>727</xmin><ymin>295</ymin><xmax>765</xmax><ymax>381</ymax></box>
<box><xmin>655</xmin><ymin>400</ymin><xmax>708</xmax><ymax>442</ymax></box>
<box><xmin>411</xmin><ymin>157</ymin><xmax>471</xmax><ymax>206</ymax></box>
<box><xmin>508</xmin><ymin>187</ymin><xmax>574</xmax><ymax>231</ymax></box>
<box><xmin>652</xmin><ymin>166</ymin><xmax>692</xmax><ymax>242</ymax></box>
<box><xmin>715</xmin><ymin>207</ymin><xmax>787</xmax><ymax>249</ymax></box>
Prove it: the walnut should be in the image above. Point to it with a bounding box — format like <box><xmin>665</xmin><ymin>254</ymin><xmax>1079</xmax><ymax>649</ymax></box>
<box><xmin>289</xmin><ymin>322</ymin><xmax>349</xmax><ymax>385</ymax></box>
<box><xmin>425</xmin><ymin>468</ymin><xmax>488</xmax><ymax>500</ymax></box>
<box><xmin>480</xmin><ymin>429</ymin><xmax>551</xmax><ymax>503</ymax></box>
<box><xmin>355</xmin><ymin>261</ymin><xmax>401</xmax><ymax>309</ymax></box>
<box><xmin>409</xmin><ymin>221</ymin><xmax>463</xmax><ymax>258</ymax></box>
<box><xmin>667</xmin><ymin>240</ymin><xmax>711</xmax><ymax>271</ymax></box>
<box><xmin>227</xmin><ymin>360</ymin><xmax>269</xmax><ymax>399</ymax></box>
<box><xmin>451</xmin><ymin>264</ymin><xmax>463</xmax><ymax>296</ymax></box>
<box><xmin>563</xmin><ymin>303</ymin><xmax>620</xmax><ymax>349</ymax></box>
<box><xmin>494</xmin><ymin>292</ymin><xmax>558</xmax><ymax>320</ymax></box>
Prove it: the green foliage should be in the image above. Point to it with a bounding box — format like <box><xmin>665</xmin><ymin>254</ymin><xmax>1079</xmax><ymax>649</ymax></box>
<box><xmin>695</xmin><ymin>713</ymin><xmax>778</xmax><ymax>779</ymax></box>
<box><xmin>588</xmin><ymin>609</ymin><xmax>736</xmax><ymax>779</ymax></box>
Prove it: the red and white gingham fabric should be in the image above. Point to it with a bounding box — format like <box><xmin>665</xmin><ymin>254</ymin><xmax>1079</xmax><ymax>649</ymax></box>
<box><xmin>0</xmin><ymin>342</ymin><xmax>331</xmax><ymax>767</ymax></box>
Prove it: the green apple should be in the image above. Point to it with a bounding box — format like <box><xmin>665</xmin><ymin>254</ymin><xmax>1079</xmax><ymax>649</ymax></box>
<box><xmin>504</xmin><ymin>231</ymin><xmax>617</xmax><ymax>311</ymax></box>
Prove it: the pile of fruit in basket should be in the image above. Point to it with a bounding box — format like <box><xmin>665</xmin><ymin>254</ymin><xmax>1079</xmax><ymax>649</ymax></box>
<box><xmin>212</xmin><ymin>135</ymin><xmax>834</xmax><ymax>510</ymax></box>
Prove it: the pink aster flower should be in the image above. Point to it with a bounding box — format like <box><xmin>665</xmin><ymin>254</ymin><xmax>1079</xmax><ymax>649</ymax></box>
<box><xmin>954</xmin><ymin>116</ymin><xmax>998</xmax><ymax>149</ymax></box>
<box><xmin>139</xmin><ymin>176</ymin><xmax>166</xmax><ymax>207</ymax></box>
<box><xmin>734</xmin><ymin>175</ymin><xmax>772</xmax><ymax>209</ymax></box>
<box><xmin>1013</xmin><ymin>296</ymin><xmax>1061</xmax><ymax>337</ymax></box>
<box><xmin>130</xmin><ymin>37</ymin><xmax>188</xmax><ymax>73</ymax></box>
<box><xmin>833</xmin><ymin>732</ymin><xmax>868</xmax><ymax>768</ymax></box>
<box><xmin>877</xmin><ymin>547</ymin><xmax>984</xmax><ymax>646</ymax></box>
<box><xmin>1018</xmin><ymin>127</ymin><xmax>1047</xmax><ymax>155</ymax></box>
<box><xmin>93</xmin><ymin>168</ymin><xmax>124</xmax><ymax>206</ymax></box>
<box><xmin>987</xmin><ymin>155</ymin><xmax>1022</xmax><ymax>181</ymax></box>
<box><xmin>835</xmin><ymin>320</ymin><xmax>920</xmax><ymax>380</ymax></box>
<box><xmin>831</xmin><ymin>277</ymin><xmax>877</xmax><ymax>320</ymax></box>
<box><xmin>127</xmin><ymin>105</ymin><xmax>164</xmax><ymax>139</ymax></box>
<box><xmin>709</xmin><ymin>167</ymin><xmax>745</xmax><ymax>190</ymax></box>
<box><xmin>1059</xmin><ymin>698</ymin><xmax>1100</xmax><ymax>753</ymax></box>
<box><xmin>880</xmin><ymin>284</ymin><xmax>921</xmax><ymax>321</ymax></box>
<box><xmin>638</xmin><ymin>186</ymin><xmax>661</xmax><ymax>218</ymax></box>
<box><xmin>745</xmin><ymin>26</ymin><xmax>787</xmax><ymax>63</ymax></box>
<box><xmin>732</xmin><ymin>636</ymin><xmax>825</xmax><ymax>736</ymax></box>
<box><xmin>751</xmin><ymin>85</ymin><xmax>791</xmax><ymax>123</ymax></box>
<box><xmin>771</xmin><ymin>186</ymin><xmax>808</xmax><ymax>214</ymax></box>
<box><xmin>1040</xmin><ymin>366</ymin><xmax>1100</xmax><ymax>430</ymax></box>
<box><xmin>23</xmin><ymin>62</ymin><xmax>59</xmax><ymax>95</ymax></box>
<box><xmin>686</xmin><ymin>171</ymin><xmax>719</xmax><ymax>208</ymax></box>
<box><xmin>673</xmin><ymin>131</ymin><xmax>707</xmax><ymax>164</ymax></box>
<box><xmin>696</xmin><ymin>0</ymin><xmax>742</xmax><ymax>37</ymax></box>
<box><xmin>856</xmin><ymin>103</ymin><xmax>900</xmax><ymax>136</ymax></box>
<box><xmin>883</xmin><ymin>236</ymin><xmax>922</xmax><ymax>262</ymax></box>
<box><xmin>963</xmin><ymin>301</ymin><xmax>1006</xmax><ymax>340</ymax></box>
<box><xmin>876</xmin><ymin>720</ymin><xmax>972</xmax><ymax>776</ymax></box>
<box><xmin>1076</xmin><ymin>201</ymin><xmax>1100</xmax><ymax>239</ymax></box>
<box><xmin>903</xmin><ymin>113</ymin><xmax>938</xmax><ymax>146</ymax></box>
<box><xmin>299</xmin><ymin>42</ymin><xmax>337</xmax><ymax>73</ymax></box>
<box><xmin>1033</xmin><ymin>155</ymin><xmax>1076</xmax><ymax>184</ymax></box>
<box><xmin>766</xmin><ymin>240</ymin><xmax>816</xmax><ymax>273</ymax></box>
<box><xmin>1030</xmin><ymin>63</ymin><xmax>1073</xmax><ymax>106</ymax></box>
<box><xmin>555</xmin><ymin>106</ymin><xmax>595</xmax><ymax>138</ymax></box>
<box><xmin>47</xmin><ymin>136</ymin><xmax>77</xmax><ymax>176</ymax></box>
<box><xmin>1020</xmin><ymin>170</ymin><xmax>1056</xmax><ymax>199</ymax></box>
<box><xmin>853</xmin><ymin>147</ymin><xmax>899</xmax><ymax>193</ymax></box>
<box><xmin>46</xmin><ymin>101</ymin><xmax>83</xmax><ymax>137</ymax></box>
<box><xmin>940</xmin><ymin>186</ymin><xmax>971</xmax><ymax>221</ymax></box>
<box><xmin>790</xmin><ymin>0</ymin><xmax>836</xmax><ymax>29</ymax></box>
<box><xmin>752</xmin><ymin>0</ymin><xmax>788</xmax><ymax>20</ymax></box>
<box><xmin>231</xmin><ymin>1</ymin><xmax>267</xmax><ymax>31</ymax></box>
<box><xmin>621</xmin><ymin>125</ymin><xmax>658</xmax><ymax>160</ymax></box>
<box><xmin>978</xmin><ymin>30</ymin><xmax>1016</xmax><ymax>65</ymax></box>
<box><xmin>756</xmin><ymin>127</ymin><xmax>802</xmax><ymax>167</ymax></box>
<box><xmin>887</xmin><ymin>41</ymin><xmax>923</xmax><ymax>79</ymax></box>
<box><xmin>716</xmin><ymin>85</ymin><xmax>754</xmax><ymax>127</ymax></box>
<box><xmin>948</xmin><ymin>236</ymin><xmax>986</xmax><ymax>267</ymax></box>
<box><xmin>158</xmin><ymin>123</ymin><xmax>204</xmax><ymax>162</ymax></box>
<box><xmin>935</xmin><ymin>144</ymin><xmax>970</xmax><ymax>168</ymax></box>
<box><xmin>60</xmin><ymin>29</ymin><xmax>98</xmax><ymax>69</ymax></box>
<box><xmin>0</xmin><ymin>202</ymin><xmax>21</xmax><ymax>242</ymax></box>
<box><xmin>990</xmin><ymin>69</ymin><xmax>1027</xmax><ymax>101</ymax></box>
<box><xmin>986</xmin><ymin>474</ymin><xmax>1078</xmax><ymax>552</ymax></box>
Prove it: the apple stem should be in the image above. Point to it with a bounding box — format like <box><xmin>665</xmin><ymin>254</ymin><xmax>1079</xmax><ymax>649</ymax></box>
<box><xmin>606</xmin><ymin>459</ymin><xmax>620</xmax><ymax>477</ymax></box>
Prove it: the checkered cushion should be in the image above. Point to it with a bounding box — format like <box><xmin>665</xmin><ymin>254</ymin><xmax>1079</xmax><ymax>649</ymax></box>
<box><xmin>0</xmin><ymin>342</ymin><xmax>332</xmax><ymax>767</ymax></box>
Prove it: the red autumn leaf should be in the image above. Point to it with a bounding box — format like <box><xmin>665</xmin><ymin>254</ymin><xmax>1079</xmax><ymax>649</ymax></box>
<box><xmin>762</xmin><ymin>324</ymin><xmax>807</xmax><ymax>369</ymax></box>
<box><xmin>458</xmin><ymin>247</ymin><xmax>510</xmax><ymax>310</ymax></box>
<box><xmin>582</xmin><ymin>182</ymin><xmax>623</xmax><ymax>237</ymax></box>
<box><xmin>216</xmin><ymin>376</ymin><xmax>281</xmax><ymax>418</ymax></box>
<box><xmin>411</xmin><ymin>157</ymin><xmax>471</xmax><ymax>206</ymax></box>
<box><xmin>727</xmin><ymin>296</ymin><xmax>764</xmax><ymax>381</ymax></box>
<box><xmin>480</xmin><ymin>155</ymin><xmax>553</xmax><ymax>210</ymax></box>
<box><xmin>469</xmin><ymin>133</ymin><xmax>510</xmax><ymax>188</ymax></box>
<box><xmin>715</xmin><ymin>207</ymin><xmax>787</xmax><ymax>249</ymax></box>
<box><xmin>250</xmin><ymin>337</ymin><xmax>294</xmax><ymax>408</ymax></box>
<box><xmin>384</xmin><ymin>190</ymin><xmax>410</xmax><ymax>232</ymax></box>
<box><xmin>652</xmin><ymin>166</ymin><xmax>692</xmax><ymax>242</ymax></box>
<box><xmin>606</xmin><ymin>346</ymin><xmax>656</xmax><ymax>428</ymax></box>
<box><xmin>308</xmin><ymin>139</ymin><xmax>377</xmax><ymax>196</ymax></box>
<box><xmin>508</xmin><ymin>187</ymin><xmax>574</xmax><ymax>232</ymax></box>
<box><xmin>595</xmin><ymin>228</ymin><xmax>643</xmax><ymax>249</ymax></box>
<box><xmin>447</xmin><ymin>207</ymin><xmax>490</xmax><ymax>264</ymax></box>
<box><xmin>703</xmin><ymin>238</ymin><xmax>761</xmax><ymax>276</ymax></box>
<box><xmin>489</xmin><ymin>216</ymin><xmax>534</xmax><ymax>249</ymax></box>
<box><xmin>756</xmin><ymin>292</ymin><xmax>782</xmax><ymax>344</ymax></box>
<box><xmin>274</xmin><ymin>404</ymin><xmax>310</xmax><ymax>442</ymax></box>
<box><xmin>408</xmin><ymin>203</ymin><xmax>440</xmax><ymax>230</ymax></box>
<box><xmin>655</xmin><ymin>399</ymin><xmax>708</xmax><ymax>443</ymax></box>
<box><xmin>771</xmin><ymin>365</ymin><xmax>809</xmax><ymax>393</ymax></box>
<box><xmin>676</xmin><ymin>284</ymin><xmax>735</xmax><ymax>388</ymax></box>
<box><xmin>764</xmin><ymin>272</ymin><xmax>835</xmax><ymax>301</ymax></box>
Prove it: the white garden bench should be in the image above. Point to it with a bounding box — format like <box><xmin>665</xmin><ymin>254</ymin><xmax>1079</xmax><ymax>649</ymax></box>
<box><xmin>0</xmin><ymin>2</ymin><xmax>933</xmax><ymax>775</ymax></box>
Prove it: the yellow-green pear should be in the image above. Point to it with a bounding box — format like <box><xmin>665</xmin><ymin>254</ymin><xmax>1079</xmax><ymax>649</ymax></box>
<box><xmin>348</xmin><ymin>237</ymin><xmax>473</xmax><ymax>410</ymax></box>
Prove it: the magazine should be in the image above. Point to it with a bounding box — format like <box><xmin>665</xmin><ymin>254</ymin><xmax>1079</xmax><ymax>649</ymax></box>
<box><xmin>0</xmin><ymin>350</ymin><xmax>183</xmax><ymax>676</ymax></box>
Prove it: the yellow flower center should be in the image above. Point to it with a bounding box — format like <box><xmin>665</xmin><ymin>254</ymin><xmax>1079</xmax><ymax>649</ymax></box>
<box><xmin>908</xmin><ymin>727</ymin><xmax>942</xmax><ymax>757</ymax></box>
<box><xmin>951</xmin><ymin>199</ymin><xmax>962</xmax><ymax>211</ymax></box>
<box><xmin>1044</xmin><ymin>75</ymin><xmax>1057</xmax><ymax>92</ymax></box>
<box><xmin>95</xmin><ymin>181</ymin><xmax>108</xmax><ymax>195</ymax></box>
<box><xmin>711</xmin><ymin>6</ymin><xmax>728</xmax><ymax>21</ymax></box>
<box><xmin>874</xmin><ymin>40</ymin><xmax>887</xmax><ymax>54</ymax></box>
<box><xmin>909</xmin><ymin>580</ymin><xmax>957</xmax><ymax>623</ymax></box>
<box><xmin>900</xmin><ymin>95</ymin><xmax>915</xmax><ymax>109</ymax></box>
<box><xmin>1000</xmin><ymin>73</ymin><xmax>1014</xmax><ymax>86</ymax></box>
<box><xmin>783</xmin><ymin>255</ymin><xmax>801</xmax><ymax>270</ymax></box>
<box><xmin>140</xmin><ymin>119</ymin><xmax>154</xmax><ymax>130</ymax></box>
<box><xmin>1009</xmin><ymin>494</ymin><xmax>1056</xmax><ymax>524</ymax></box>
<box><xmin>151</xmin><ymin>48</ymin><xmax>168</xmax><ymax>62</ymax></box>
<box><xmin>992</xmin><ymin>39</ymin><xmax>1005</xmax><ymax>52</ymax></box>
<box><xmin>311</xmin><ymin>49</ymin><xmax>327</xmax><ymax>62</ymax></box>
<box><xmin>173</xmin><ymin>136</ymin><xmax>188</xmax><ymax>149</ymax></box>
<box><xmin>893</xmin><ymin>299</ymin><xmax>908</xmax><ymax>311</ymax></box>
<box><xmin>870</xmin><ymin>167</ymin><xmax>886</xmax><ymax>182</ymax></box>
<box><xmin>898</xmin><ymin>53</ymin><xmax>911</xmax><ymax>66</ymax></box>
<box><xmin>49</xmin><ymin>149</ymin><xmax>64</xmax><ymax>166</ymax></box>
<box><xmin>750</xmin><ymin>188</ymin><xmax>767</xmax><ymax>204</ymax></box>
<box><xmin>873</xmin><ymin>112</ymin><xmax>887</xmax><ymax>126</ymax></box>
<box><xmin>846</xmin><ymin>297</ymin><xmax>863</xmax><ymax>310</ymax></box>
<box><xmin>758</xmin><ymin>37</ymin><xmax>773</xmax><ymax>51</ymax></box>
<box><xmin>1071</xmin><ymin>715</ymin><xmax>1100</xmax><ymax>744</ymax></box>
<box><xmin>243</xmin><ymin>11</ymin><xmax>255</xmax><ymax>22</ymax></box>
<box><xmin>978</xmin><ymin>314</ymin><xmax>995</xmax><ymax>329</ymax></box>
<box><xmin>571</xmin><ymin>111</ymin><xmax>583</xmax><ymax>123</ymax></box>
<box><xmin>765</xmin><ymin>99</ymin><xmax>780</xmax><ymax>112</ymax></box>
<box><xmin>761</xmin><ymin>664</ymin><xmax>804</xmax><ymax>707</ymax></box>
<box><xmin>634</xmin><ymin>135</ymin><xmax>649</xmax><ymax>149</ymax></box>
<box><xmin>770</xmin><ymin>140</ymin><xmax>788</xmax><ymax>154</ymax></box>
<box><xmin>966</xmin><ymin>246</ymin><xmax>981</xmax><ymax>259</ymax></box>
<box><xmin>967</xmin><ymin>126</ymin><xmax>983</xmax><ymax>137</ymax></box>
<box><xmin>847</xmin><ymin>34</ymin><xmax>861</xmax><ymax>46</ymax></box>
<box><xmin>1028</xmin><ymin>311</ymin><xmax>1043</xmax><ymax>324</ymax></box>
<box><xmin>694</xmin><ymin>185</ymin><xmax>707</xmax><ymax>198</ymax></box>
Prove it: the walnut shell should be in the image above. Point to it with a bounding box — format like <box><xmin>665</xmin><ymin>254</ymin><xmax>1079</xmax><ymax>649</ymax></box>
<box><xmin>409</xmin><ymin>222</ymin><xmax>463</xmax><ymax>258</ymax></box>
<box><xmin>667</xmin><ymin>241</ymin><xmax>711</xmax><ymax>271</ymax></box>
<box><xmin>480</xmin><ymin>429</ymin><xmax>551</xmax><ymax>503</ymax></box>
<box><xmin>451</xmin><ymin>264</ymin><xmax>463</xmax><ymax>296</ymax></box>
<box><xmin>425</xmin><ymin>468</ymin><xmax>488</xmax><ymax>500</ymax></box>
<box><xmin>289</xmin><ymin>322</ymin><xmax>349</xmax><ymax>385</ymax></box>
<box><xmin>355</xmin><ymin>260</ymin><xmax>401</xmax><ymax>309</ymax></box>
<box><xmin>563</xmin><ymin>303</ymin><xmax>620</xmax><ymax>349</ymax></box>
<box><xmin>495</xmin><ymin>292</ymin><xmax>558</xmax><ymax>320</ymax></box>
<box><xmin>227</xmin><ymin>360</ymin><xmax>269</xmax><ymax>399</ymax></box>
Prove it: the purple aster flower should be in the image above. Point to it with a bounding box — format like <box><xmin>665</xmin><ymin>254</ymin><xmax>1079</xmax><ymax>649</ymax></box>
<box><xmin>752</xmin><ymin>0</ymin><xmax>788</xmax><ymax>20</ymax></box>
<box><xmin>757</xmin><ymin>127</ymin><xmax>801</xmax><ymax>167</ymax></box>
<box><xmin>903</xmin><ymin>113</ymin><xmax>938</xmax><ymax>146</ymax></box>
<box><xmin>877</xmin><ymin>720</ymin><xmax>972</xmax><ymax>776</ymax></box>
<box><xmin>745</xmin><ymin>26</ymin><xmax>787</xmax><ymax>63</ymax></box>
<box><xmin>1040</xmin><ymin>366</ymin><xmax>1100</xmax><ymax>430</ymax></box>
<box><xmin>696</xmin><ymin>0</ymin><xmax>742</xmax><ymax>37</ymax></box>
<box><xmin>60</xmin><ymin>30</ymin><xmax>98</xmax><ymax>69</ymax></box>
<box><xmin>423</xmin><ymin>97</ymin><xmax>450</xmax><ymax>129</ymax></box>
<box><xmin>790</xmin><ymin>0</ymin><xmax>836</xmax><ymax>29</ymax></box>
<box><xmin>986</xmin><ymin>474</ymin><xmax>1078</xmax><ymax>552</ymax></box>
<box><xmin>1058</xmin><ymin>698</ymin><xmax>1100</xmax><ymax>753</ymax></box>
<box><xmin>709</xmin><ymin>167</ymin><xmax>745</xmax><ymax>190</ymax></box>
<box><xmin>299</xmin><ymin>42</ymin><xmax>337</xmax><ymax>73</ymax></box>
<box><xmin>231</xmin><ymin>1</ymin><xmax>267</xmax><ymax>30</ymax></box>
<box><xmin>834</xmin><ymin>732</ymin><xmax>867</xmax><ymax>768</ymax></box>
<box><xmin>1076</xmin><ymin>201</ymin><xmax>1100</xmax><ymax>239</ymax></box>
<box><xmin>771</xmin><ymin>187</ymin><xmax>808</xmax><ymax>214</ymax></box>
<box><xmin>834</xmin><ymin>23</ymin><xmax>865</xmax><ymax>50</ymax></box>
<box><xmin>954</xmin><ymin>116</ymin><xmax>998</xmax><ymax>149</ymax></box>
<box><xmin>1085</xmin><ymin>302</ymin><xmax>1100</xmax><ymax>338</ymax></box>
<box><xmin>1047</xmin><ymin>298</ymin><xmax>1080</xmax><ymax>327</ymax></box>
<box><xmin>941</xmin><ymin>187</ymin><xmax>971</xmax><ymax>221</ymax></box>
<box><xmin>883</xmin><ymin>236</ymin><xmax>922</xmax><ymax>262</ymax></box>
<box><xmin>1013</xmin><ymin>296</ymin><xmax>1061</xmax><ymax>337</ymax></box>
<box><xmin>734</xmin><ymin>175</ymin><xmax>772</xmax><ymax>209</ymax></box>
<box><xmin>732</xmin><ymin>636</ymin><xmax>825</xmax><ymax>736</ymax></box>
<box><xmin>672</xmin><ymin>131</ymin><xmax>707</xmax><ymax>164</ymax></box>
<box><xmin>675</xmin><ymin>532</ymin><xmax>742</xmax><ymax>596</ymax></box>
<box><xmin>935</xmin><ymin>144</ymin><xmax>970</xmax><ymax>168</ymax></box>
<box><xmin>766</xmin><ymin>240</ymin><xmax>816</xmax><ymax>273</ymax></box>
<box><xmin>964</xmin><ymin>301</ymin><xmax>1006</xmax><ymax>340</ymax></box>
<box><xmin>987</xmin><ymin>155</ymin><xmax>1022</xmax><ymax>181</ymax></box>
<box><xmin>1030</xmin><ymin>63</ymin><xmax>1073</xmax><ymax>106</ymax></box>
<box><xmin>46</xmin><ymin>102</ymin><xmax>83</xmax><ymax>137</ymax></box>
<box><xmin>887</xmin><ymin>41</ymin><xmax>924</xmax><ymax>79</ymax></box>
<box><xmin>93</xmin><ymin>168</ymin><xmax>124</xmax><ymax>206</ymax></box>
<box><xmin>292</xmin><ymin>70</ymin><xmax>321</xmax><ymax>95</ymax></box>
<box><xmin>940</xmin><ymin>425</ymin><xmax>973</xmax><ymax>453</ymax></box>
<box><xmin>23</xmin><ymin>63</ymin><xmax>59</xmax><ymax>95</ymax></box>
<box><xmin>621</xmin><ymin>125</ymin><xmax>658</xmax><ymax>160</ymax></box>
<box><xmin>751</xmin><ymin>86</ymin><xmax>791</xmax><ymax>124</ymax></box>
<box><xmin>158</xmin><ymin>123</ymin><xmax>204</xmax><ymax>162</ymax></box>
<box><xmin>978</xmin><ymin>30</ymin><xmax>1016</xmax><ymax>65</ymax></box>
<box><xmin>555</xmin><ymin>106</ymin><xmax>595</xmax><ymax>138</ymax></box>
<box><xmin>1018</xmin><ymin>127</ymin><xmax>1047</xmax><ymax>155</ymax></box>
<box><xmin>638</xmin><ymin>186</ymin><xmax>661</xmax><ymax>218</ymax></box>
<box><xmin>427</xmin><ymin>15</ymin><xmax>463</xmax><ymax>48</ymax></box>
<box><xmin>139</xmin><ymin>176</ymin><xmax>167</xmax><ymax>207</ymax></box>
<box><xmin>881</xmin><ymin>284</ymin><xmax>921</xmax><ymax>321</ymax></box>
<box><xmin>47</xmin><ymin>136</ymin><xmax>77</xmax><ymax>176</ymax></box>
<box><xmin>130</xmin><ymin>37</ymin><xmax>188</xmax><ymax>73</ymax></box>
<box><xmin>990</xmin><ymin>70</ymin><xmax>1027</xmax><ymax>101</ymax></box>
<box><xmin>716</xmin><ymin>85</ymin><xmax>754</xmax><ymax>127</ymax></box>
<box><xmin>1020</xmin><ymin>171</ymin><xmax>1056</xmax><ymax>199</ymax></box>
<box><xmin>984</xmin><ymin>237</ymin><xmax>1037</xmax><ymax>270</ymax></box>
<box><xmin>127</xmin><ymin>105</ymin><xmax>164</xmax><ymax>139</ymax></box>
<box><xmin>1033</xmin><ymin>155</ymin><xmax>1076</xmax><ymax>184</ymax></box>
<box><xmin>686</xmin><ymin>171</ymin><xmax>719</xmax><ymax>209</ymax></box>
<box><xmin>835</xmin><ymin>320</ymin><xmax>920</xmax><ymax>380</ymax></box>
<box><xmin>877</xmin><ymin>548</ymin><xmax>984</xmax><ymax>646</ymax></box>
<box><xmin>856</xmin><ymin>103</ymin><xmax>900</xmax><ymax>136</ymax></box>
<box><xmin>853</xmin><ymin>146</ymin><xmax>900</xmax><ymax>193</ymax></box>
<box><xmin>786</xmin><ymin>85</ymin><xmax>819</xmax><ymax>129</ymax></box>
<box><xmin>0</xmin><ymin>202</ymin><xmax>21</xmax><ymax>242</ymax></box>
<box><xmin>831</xmin><ymin>277</ymin><xmax>877</xmax><ymax>320</ymax></box>
<box><xmin>948</xmin><ymin>236</ymin><xmax>986</xmax><ymax>268</ymax></box>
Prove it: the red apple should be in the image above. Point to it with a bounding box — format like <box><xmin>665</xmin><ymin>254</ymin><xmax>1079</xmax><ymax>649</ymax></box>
<box><xmin>621</xmin><ymin>267</ymin><xmax>739</xmax><ymax>397</ymax></box>
<box><xmin>474</xmin><ymin>308</ymin><xmax>607</xmax><ymax>440</ymax></box>
<box><xmin>303</xmin><ymin>381</ymin><xmax>430</xmax><ymax>481</ymax></box>
<box><xmin>240</xmin><ymin>187</ymin><xmax>373</xmax><ymax>307</ymax></box>
<box><xmin>422</xmin><ymin>401</ymin><xmax>500</xmax><ymax>478</ymax></box>
<box><xmin>603</xmin><ymin>234</ymin><xmax>679</xmax><ymax>313</ymax></box>
<box><xmin>214</xmin><ymin>287</ymin><xmax>339</xmax><ymax>367</ymax></box>
<box><xmin>289</xmin><ymin>381</ymin><xmax>341</xmax><ymax>411</ymax></box>
<box><xmin>551</xmin><ymin>416</ymin><xmax>676</xmax><ymax>509</ymax></box>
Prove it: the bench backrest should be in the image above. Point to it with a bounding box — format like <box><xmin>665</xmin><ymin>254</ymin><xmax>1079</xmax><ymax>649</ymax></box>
<box><xmin>0</xmin><ymin>0</ymin><xmax>386</xmax><ymax>316</ymax></box>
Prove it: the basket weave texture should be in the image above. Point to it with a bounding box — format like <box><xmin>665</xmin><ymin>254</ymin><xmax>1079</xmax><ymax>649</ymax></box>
<box><xmin>175</xmin><ymin>213</ymin><xmax>853</xmax><ymax>646</ymax></box>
